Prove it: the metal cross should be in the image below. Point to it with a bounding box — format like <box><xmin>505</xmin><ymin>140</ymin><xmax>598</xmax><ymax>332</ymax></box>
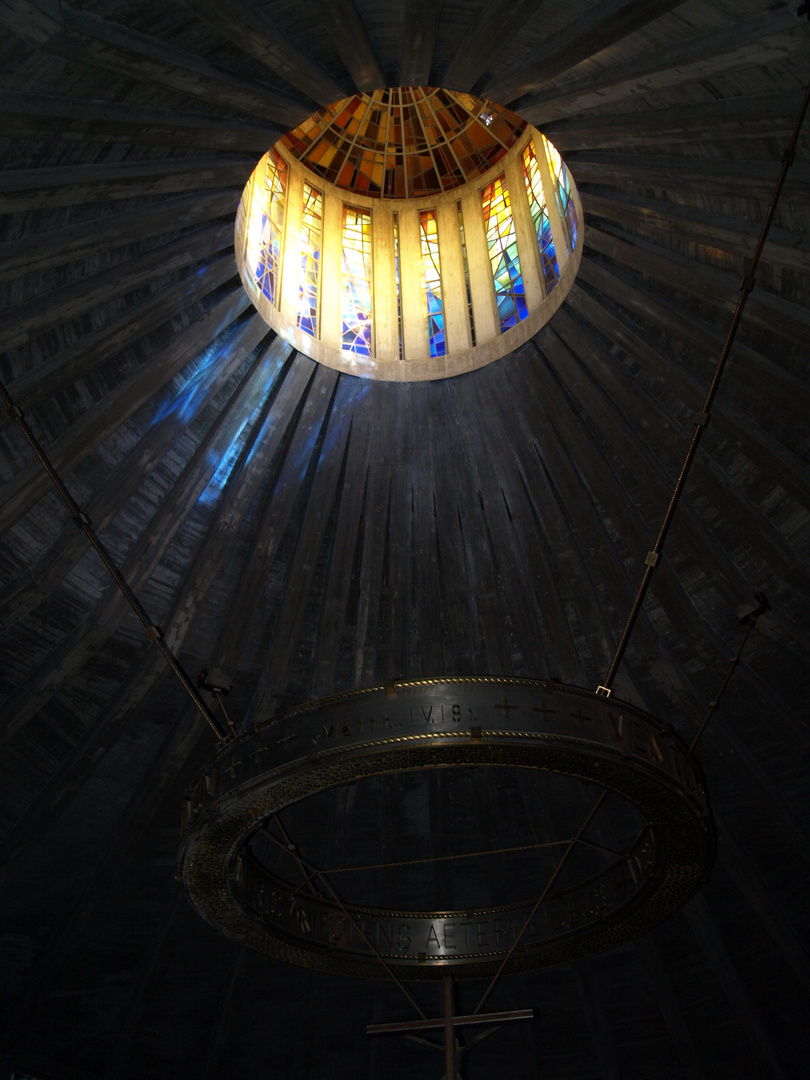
<box><xmin>493</xmin><ymin>694</ymin><xmax>519</xmax><ymax>720</ymax></box>
<box><xmin>367</xmin><ymin>975</ymin><xmax>534</xmax><ymax>1079</ymax></box>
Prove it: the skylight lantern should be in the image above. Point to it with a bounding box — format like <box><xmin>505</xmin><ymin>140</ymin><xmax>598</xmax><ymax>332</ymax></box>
<box><xmin>236</xmin><ymin>88</ymin><xmax>583</xmax><ymax>381</ymax></box>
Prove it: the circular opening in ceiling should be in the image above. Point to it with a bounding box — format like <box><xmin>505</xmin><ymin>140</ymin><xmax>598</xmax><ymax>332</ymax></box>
<box><xmin>235</xmin><ymin>88</ymin><xmax>583</xmax><ymax>382</ymax></box>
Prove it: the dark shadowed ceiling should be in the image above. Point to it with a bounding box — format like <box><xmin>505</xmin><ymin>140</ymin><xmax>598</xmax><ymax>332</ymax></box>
<box><xmin>1</xmin><ymin>1</ymin><xmax>809</xmax><ymax>1077</ymax></box>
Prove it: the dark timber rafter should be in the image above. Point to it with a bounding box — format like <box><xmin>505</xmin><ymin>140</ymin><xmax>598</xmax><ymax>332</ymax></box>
<box><xmin>399</xmin><ymin>0</ymin><xmax>443</xmax><ymax>87</ymax></box>
<box><xmin>482</xmin><ymin>0</ymin><xmax>686</xmax><ymax>105</ymax></box>
<box><xmin>440</xmin><ymin>0</ymin><xmax>542</xmax><ymax>92</ymax></box>
<box><xmin>0</xmin><ymin>0</ymin><xmax>313</xmax><ymax>125</ymax></box>
<box><xmin>521</xmin><ymin>6</ymin><xmax>805</xmax><ymax>120</ymax></box>
<box><xmin>315</xmin><ymin>0</ymin><xmax>384</xmax><ymax>92</ymax></box>
<box><xmin>174</xmin><ymin>0</ymin><xmax>348</xmax><ymax>106</ymax></box>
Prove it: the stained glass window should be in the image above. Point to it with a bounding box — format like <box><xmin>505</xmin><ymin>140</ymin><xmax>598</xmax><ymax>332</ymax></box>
<box><xmin>297</xmin><ymin>182</ymin><xmax>323</xmax><ymax>336</ymax></box>
<box><xmin>481</xmin><ymin>174</ymin><xmax>527</xmax><ymax>331</ymax></box>
<box><xmin>420</xmin><ymin>209</ymin><xmax>445</xmax><ymax>357</ymax></box>
<box><xmin>393</xmin><ymin>211</ymin><xmax>403</xmax><ymax>358</ymax></box>
<box><xmin>248</xmin><ymin>149</ymin><xmax>287</xmax><ymax>306</ymax></box>
<box><xmin>341</xmin><ymin>206</ymin><xmax>373</xmax><ymax>355</ymax></box>
<box><xmin>280</xmin><ymin>88</ymin><xmax>526</xmax><ymax>199</ymax></box>
<box><xmin>544</xmin><ymin>138</ymin><xmax>578</xmax><ymax>252</ymax></box>
<box><xmin>457</xmin><ymin>200</ymin><xmax>476</xmax><ymax>346</ymax></box>
<box><xmin>522</xmin><ymin>140</ymin><xmax>560</xmax><ymax>294</ymax></box>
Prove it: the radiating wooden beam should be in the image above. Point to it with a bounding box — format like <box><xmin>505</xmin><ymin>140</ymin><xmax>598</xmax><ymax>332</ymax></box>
<box><xmin>570</xmin><ymin>150</ymin><xmax>810</xmax><ymax>200</ymax></box>
<box><xmin>441</xmin><ymin>0</ymin><xmax>541</xmax><ymax>92</ymax></box>
<box><xmin>0</xmin><ymin>90</ymin><xmax>279</xmax><ymax>151</ymax></box>
<box><xmin>564</xmin><ymin>285</ymin><xmax>810</xmax><ymax>514</ymax></box>
<box><xmin>399</xmin><ymin>0</ymin><xmax>442</xmax><ymax>86</ymax></box>
<box><xmin>0</xmin><ymin>189</ymin><xmax>238</xmax><ymax>282</ymax></box>
<box><xmin>213</xmin><ymin>356</ymin><xmax>331</xmax><ymax>687</ymax></box>
<box><xmin>0</xmin><ymin>156</ymin><xmax>256</xmax><ymax>213</ymax></box>
<box><xmin>521</xmin><ymin>7</ymin><xmax>803</xmax><ymax>121</ymax></box>
<box><xmin>315</xmin><ymin>0</ymin><xmax>384</xmax><ymax>92</ymax></box>
<box><xmin>0</xmin><ymin>291</ymin><xmax>254</xmax><ymax>537</ymax></box>
<box><xmin>1</xmin><ymin>255</ymin><xmax>236</xmax><ymax>417</ymax></box>
<box><xmin>0</xmin><ymin>222</ymin><xmax>234</xmax><ymax>351</ymax></box>
<box><xmin>0</xmin><ymin>305</ymin><xmax>275</xmax><ymax>631</ymax></box>
<box><xmin>482</xmin><ymin>0</ymin><xmax>685</xmax><ymax>105</ymax></box>
<box><xmin>583</xmin><ymin>190</ymin><xmax>810</xmax><ymax>272</ymax></box>
<box><xmin>584</xmin><ymin>223</ymin><xmax>810</xmax><ymax>347</ymax></box>
<box><xmin>176</xmin><ymin>0</ymin><xmax>347</xmax><ymax>106</ymax></box>
<box><xmin>0</xmin><ymin>0</ymin><xmax>311</xmax><ymax>126</ymax></box>
<box><xmin>0</xmin><ymin>314</ymin><xmax>273</xmax><ymax>744</ymax></box>
<box><xmin>543</xmin><ymin>91</ymin><xmax>806</xmax><ymax>150</ymax></box>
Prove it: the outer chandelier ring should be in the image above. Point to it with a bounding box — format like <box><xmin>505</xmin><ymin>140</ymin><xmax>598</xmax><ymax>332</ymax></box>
<box><xmin>178</xmin><ymin>678</ymin><xmax>714</xmax><ymax>980</ymax></box>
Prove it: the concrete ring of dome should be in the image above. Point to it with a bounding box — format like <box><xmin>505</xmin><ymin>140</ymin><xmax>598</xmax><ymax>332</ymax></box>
<box><xmin>179</xmin><ymin>679</ymin><xmax>715</xmax><ymax>979</ymax></box>
<box><xmin>235</xmin><ymin>89</ymin><xmax>583</xmax><ymax>381</ymax></box>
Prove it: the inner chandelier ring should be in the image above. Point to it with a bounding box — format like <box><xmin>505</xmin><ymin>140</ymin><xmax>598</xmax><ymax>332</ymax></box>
<box><xmin>179</xmin><ymin>679</ymin><xmax>715</xmax><ymax>980</ymax></box>
<box><xmin>235</xmin><ymin>87</ymin><xmax>583</xmax><ymax>381</ymax></box>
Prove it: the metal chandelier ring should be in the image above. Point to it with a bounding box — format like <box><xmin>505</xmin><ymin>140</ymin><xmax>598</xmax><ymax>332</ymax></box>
<box><xmin>178</xmin><ymin>678</ymin><xmax>714</xmax><ymax>980</ymax></box>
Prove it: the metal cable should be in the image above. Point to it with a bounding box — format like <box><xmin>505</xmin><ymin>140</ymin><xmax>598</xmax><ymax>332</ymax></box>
<box><xmin>1</xmin><ymin>382</ymin><xmax>228</xmax><ymax>742</ymax></box>
<box><xmin>600</xmin><ymin>76</ymin><xmax>810</xmax><ymax>694</ymax></box>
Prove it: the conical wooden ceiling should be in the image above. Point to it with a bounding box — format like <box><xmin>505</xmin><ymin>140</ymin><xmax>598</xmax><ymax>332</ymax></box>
<box><xmin>1</xmin><ymin>2</ymin><xmax>809</xmax><ymax>1078</ymax></box>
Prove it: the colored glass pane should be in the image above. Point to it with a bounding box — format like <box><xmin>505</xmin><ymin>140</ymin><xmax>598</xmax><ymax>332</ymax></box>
<box><xmin>246</xmin><ymin>149</ymin><xmax>287</xmax><ymax>306</ymax></box>
<box><xmin>297</xmin><ymin>182</ymin><xmax>323</xmax><ymax>336</ymax></box>
<box><xmin>522</xmin><ymin>140</ymin><xmax>560</xmax><ymax>293</ymax></box>
<box><xmin>545</xmin><ymin>138</ymin><xmax>578</xmax><ymax>251</ymax></box>
<box><xmin>481</xmin><ymin>174</ymin><xmax>527</xmax><ymax>331</ymax></box>
<box><xmin>341</xmin><ymin>206</ymin><xmax>373</xmax><ymax>355</ymax></box>
<box><xmin>280</xmin><ymin>87</ymin><xmax>526</xmax><ymax>199</ymax></box>
<box><xmin>420</xmin><ymin>209</ymin><xmax>445</xmax><ymax>357</ymax></box>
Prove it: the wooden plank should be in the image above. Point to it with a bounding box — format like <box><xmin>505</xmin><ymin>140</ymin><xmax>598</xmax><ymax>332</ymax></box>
<box><xmin>542</xmin><ymin>91</ymin><xmax>806</xmax><ymax>151</ymax></box>
<box><xmin>482</xmin><ymin>0</ymin><xmax>685</xmax><ymax>105</ymax></box>
<box><xmin>584</xmin><ymin>223</ymin><xmax>810</xmax><ymax>348</ymax></box>
<box><xmin>575</xmin><ymin>256</ymin><xmax>810</xmax><ymax>417</ymax></box>
<box><xmin>316</xmin><ymin>0</ymin><xmax>384</xmax><ymax>92</ymax></box>
<box><xmin>1</xmin><ymin>254</ymin><xmax>237</xmax><ymax>418</ymax></box>
<box><xmin>0</xmin><ymin>221</ymin><xmax>234</xmax><ymax>351</ymax></box>
<box><xmin>441</xmin><ymin>0</ymin><xmax>540</xmax><ymax>92</ymax></box>
<box><xmin>0</xmin><ymin>189</ymin><xmax>239</xmax><ymax>282</ymax></box>
<box><xmin>353</xmin><ymin>405</ymin><xmax>391</xmax><ymax>686</ymax></box>
<box><xmin>308</xmin><ymin>393</ymin><xmax>373</xmax><ymax>698</ymax></box>
<box><xmin>0</xmin><ymin>315</ymin><xmax>275</xmax><ymax>743</ymax></box>
<box><xmin>426</xmin><ymin>379</ymin><xmax>476</xmax><ymax>674</ymax></box>
<box><xmin>582</xmin><ymin>191</ymin><xmax>810</xmax><ymax>272</ymax></box>
<box><xmin>564</xmin><ymin>285</ymin><xmax>810</xmax><ymax>517</ymax></box>
<box><xmin>521</xmin><ymin>9</ymin><xmax>803</xmax><ymax>121</ymax></box>
<box><xmin>0</xmin><ymin>291</ymin><xmax>255</xmax><ymax>537</ymax></box>
<box><xmin>213</xmin><ymin>356</ymin><xmax>330</xmax><ymax>687</ymax></box>
<box><xmin>399</xmin><ymin>0</ymin><xmax>442</xmax><ymax>87</ymax></box>
<box><xmin>0</xmin><ymin>89</ymin><xmax>278</xmax><ymax>152</ymax></box>
<box><xmin>1</xmin><ymin>0</ymin><xmax>312</xmax><ymax>126</ymax></box>
<box><xmin>570</xmin><ymin>152</ymin><xmax>810</xmax><ymax>200</ymax></box>
<box><xmin>0</xmin><ymin>156</ymin><xmax>256</xmax><ymax>213</ymax></box>
<box><xmin>386</xmin><ymin>384</ymin><xmax>415</xmax><ymax>679</ymax></box>
<box><xmin>176</xmin><ymin>0</ymin><xmax>346</xmax><ymax>106</ymax></box>
<box><xmin>246</xmin><ymin>370</ymin><xmax>359</xmax><ymax>718</ymax></box>
<box><xmin>0</xmin><ymin>313</ymin><xmax>279</xmax><ymax>632</ymax></box>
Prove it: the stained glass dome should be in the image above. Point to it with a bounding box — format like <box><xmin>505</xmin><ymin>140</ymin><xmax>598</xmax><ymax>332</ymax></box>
<box><xmin>235</xmin><ymin>89</ymin><xmax>583</xmax><ymax>381</ymax></box>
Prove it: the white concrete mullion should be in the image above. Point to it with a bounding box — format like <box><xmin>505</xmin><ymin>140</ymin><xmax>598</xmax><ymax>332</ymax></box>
<box><xmin>372</xmin><ymin>203</ymin><xmax>397</xmax><ymax>362</ymax></box>
<box><xmin>537</xmin><ymin>136</ymin><xmax>571</xmax><ymax>273</ymax></box>
<box><xmin>319</xmin><ymin>189</ymin><xmax>344</xmax><ymax>351</ymax></box>
<box><xmin>505</xmin><ymin>152</ymin><xmax>544</xmax><ymax>307</ymax></box>
<box><xmin>279</xmin><ymin>161</ymin><xmax>305</xmax><ymax>328</ymax></box>
<box><xmin>437</xmin><ymin>201</ymin><xmax>470</xmax><ymax>354</ymax></box>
